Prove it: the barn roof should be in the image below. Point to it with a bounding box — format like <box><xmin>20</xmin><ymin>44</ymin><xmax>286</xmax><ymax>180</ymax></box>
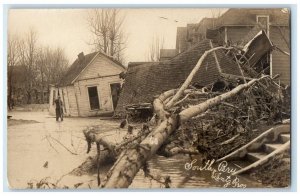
<box><xmin>115</xmin><ymin>39</ymin><xmax>243</xmax><ymax>114</ymax></box>
<box><xmin>215</xmin><ymin>8</ymin><xmax>289</xmax><ymax>27</ymax></box>
<box><xmin>59</xmin><ymin>52</ymin><xmax>125</xmax><ymax>86</ymax></box>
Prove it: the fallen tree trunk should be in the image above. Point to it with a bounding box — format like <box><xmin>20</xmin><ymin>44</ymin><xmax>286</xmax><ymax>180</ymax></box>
<box><xmin>104</xmin><ymin>117</ymin><xmax>179</xmax><ymax>188</ymax></box>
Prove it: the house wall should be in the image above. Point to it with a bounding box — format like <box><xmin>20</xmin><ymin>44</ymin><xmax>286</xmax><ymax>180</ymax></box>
<box><xmin>65</xmin><ymin>85</ymin><xmax>79</xmax><ymax>116</ymax></box>
<box><xmin>60</xmin><ymin>85</ymin><xmax>79</xmax><ymax>116</ymax></box>
<box><xmin>269</xmin><ymin>26</ymin><xmax>290</xmax><ymax>85</ymax></box>
<box><xmin>74</xmin><ymin>75</ymin><xmax>122</xmax><ymax>116</ymax></box>
<box><xmin>48</xmin><ymin>85</ymin><xmax>79</xmax><ymax>116</ymax></box>
<box><xmin>224</xmin><ymin>25</ymin><xmax>290</xmax><ymax>85</ymax></box>
<box><xmin>73</xmin><ymin>54</ymin><xmax>125</xmax><ymax>117</ymax></box>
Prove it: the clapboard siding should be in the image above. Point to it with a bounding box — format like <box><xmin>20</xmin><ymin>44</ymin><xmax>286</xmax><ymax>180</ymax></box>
<box><xmin>64</xmin><ymin>85</ymin><xmax>78</xmax><ymax>116</ymax></box>
<box><xmin>270</xmin><ymin>26</ymin><xmax>290</xmax><ymax>85</ymax></box>
<box><xmin>73</xmin><ymin>54</ymin><xmax>124</xmax><ymax>116</ymax></box>
<box><xmin>74</xmin><ymin>75</ymin><xmax>121</xmax><ymax>116</ymax></box>
<box><xmin>224</xmin><ymin>25</ymin><xmax>290</xmax><ymax>85</ymax></box>
<box><xmin>78</xmin><ymin>54</ymin><xmax>124</xmax><ymax>80</ymax></box>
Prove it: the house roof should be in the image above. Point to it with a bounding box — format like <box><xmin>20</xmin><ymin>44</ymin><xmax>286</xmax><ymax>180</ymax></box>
<box><xmin>128</xmin><ymin>62</ymin><xmax>154</xmax><ymax>69</ymax></box>
<box><xmin>59</xmin><ymin>52</ymin><xmax>125</xmax><ymax>86</ymax></box>
<box><xmin>115</xmin><ymin>39</ymin><xmax>243</xmax><ymax>114</ymax></box>
<box><xmin>160</xmin><ymin>49</ymin><xmax>179</xmax><ymax>60</ymax></box>
<box><xmin>215</xmin><ymin>8</ymin><xmax>289</xmax><ymax>27</ymax></box>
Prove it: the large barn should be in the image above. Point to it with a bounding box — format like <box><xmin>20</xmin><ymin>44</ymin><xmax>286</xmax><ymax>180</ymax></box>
<box><xmin>49</xmin><ymin>52</ymin><xmax>125</xmax><ymax>117</ymax></box>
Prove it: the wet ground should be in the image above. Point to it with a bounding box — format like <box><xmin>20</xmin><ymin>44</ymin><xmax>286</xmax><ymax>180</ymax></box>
<box><xmin>7</xmin><ymin>111</ymin><xmax>265</xmax><ymax>189</ymax></box>
<box><xmin>7</xmin><ymin>111</ymin><xmax>125</xmax><ymax>189</ymax></box>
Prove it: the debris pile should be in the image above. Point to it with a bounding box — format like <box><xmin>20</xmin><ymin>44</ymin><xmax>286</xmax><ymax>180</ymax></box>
<box><xmin>81</xmin><ymin>39</ymin><xmax>291</xmax><ymax>188</ymax></box>
<box><xmin>161</xmin><ymin>75</ymin><xmax>290</xmax><ymax>160</ymax></box>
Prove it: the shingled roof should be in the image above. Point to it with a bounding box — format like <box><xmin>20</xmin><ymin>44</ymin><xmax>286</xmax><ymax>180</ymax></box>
<box><xmin>115</xmin><ymin>39</ymin><xmax>243</xmax><ymax>114</ymax></box>
<box><xmin>59</xmin><ymin>52</ymin><xmax>125</xmax><ymax>86</ymax></box>
<box><xmin>215</xmin><ymin>8</ymin><xmax>289</xmax><ymax>27</ymax></box>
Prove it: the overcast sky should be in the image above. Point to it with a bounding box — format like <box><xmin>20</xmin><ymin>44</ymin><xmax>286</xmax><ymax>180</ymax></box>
<box><xmin>8</xmin><ymin>8</ymin><xmax>227</xmax><ymax>66</ymax></box>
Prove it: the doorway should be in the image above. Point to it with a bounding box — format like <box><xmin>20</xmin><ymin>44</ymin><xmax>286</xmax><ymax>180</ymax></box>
<box><xmin>110</xmin><ymin>83</ymin><xmax>121</xmax><ymax>110</ymax></box>
<box><xmin>88</xmin><ymin>86</ymin><xmax>100</xmax><ymax>110</ymax></box>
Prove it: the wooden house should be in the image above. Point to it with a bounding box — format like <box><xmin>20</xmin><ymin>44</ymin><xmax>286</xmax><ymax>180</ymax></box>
<box><xmin>49</xmin><ymin>52</ymin><xmax>125</xmax><ymax>117</ymax></box>
<box><xmin>212</xmin><ymin>8</ymin><xmax>290</xmax><ymax>85</ymax></box>
<box><xmin>180</xmin><ymin>8</ymin><xmax>290</xmax><ymax>85</ymax></box>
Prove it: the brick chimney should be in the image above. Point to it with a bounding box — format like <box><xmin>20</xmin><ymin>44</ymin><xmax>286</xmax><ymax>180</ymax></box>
<box><xmin>78</xmin><ymin>52</ymin><xmax>85</xmax><ymax>61</ymax></box>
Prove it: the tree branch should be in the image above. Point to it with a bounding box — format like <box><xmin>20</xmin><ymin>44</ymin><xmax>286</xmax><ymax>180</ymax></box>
<box><xmin>165</xmin><ymin>45</ymin><xmax>233</xmax><ymax>109</ymax></box>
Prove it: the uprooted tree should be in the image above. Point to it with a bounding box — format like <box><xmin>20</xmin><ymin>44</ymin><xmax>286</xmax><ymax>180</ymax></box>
<box><xmin>83</xmin><ymin>46</ymin><xmax>289</xmax><ymax>188</ymax></box>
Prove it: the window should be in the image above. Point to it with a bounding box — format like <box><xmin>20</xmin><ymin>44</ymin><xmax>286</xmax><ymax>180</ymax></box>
<box><xmin>256</xmin><ymin>15</ymin><xmax>269</xmax><ymax>34</ymax></box>
<box><xmin>88</xmin><ymin>86</ymin><xmax>100</xmax><ymax>110</ymax></box>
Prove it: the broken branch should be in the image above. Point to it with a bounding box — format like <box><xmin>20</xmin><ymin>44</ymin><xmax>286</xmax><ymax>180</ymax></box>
<box><xmin>165</xmin><ymin>46</ymin><xmax>233</xmax><ymax>109</ymax></box>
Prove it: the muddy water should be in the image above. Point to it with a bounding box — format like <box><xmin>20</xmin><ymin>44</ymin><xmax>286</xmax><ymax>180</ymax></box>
<box><xmin>7</xmin><ymin>111</ymin><xmax>265</xmax><ymax>189</ymax></box>
<box><xmin>129</xmin><ymin>155</ymin><xmax>265</xmax><ymax>188</ymax></box>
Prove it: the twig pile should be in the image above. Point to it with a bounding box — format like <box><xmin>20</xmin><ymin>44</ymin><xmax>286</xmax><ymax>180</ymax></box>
<box><xmin>162</xmin><ymin>76</ymin><xmax>290</xmax><ymax>159</ymax></box>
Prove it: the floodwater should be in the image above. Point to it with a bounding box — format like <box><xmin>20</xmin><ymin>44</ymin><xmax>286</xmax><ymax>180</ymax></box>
<box><xmin>7</xmin><ymin>111</ymin><xmax>265</xmax><ymax>189</ymax></box>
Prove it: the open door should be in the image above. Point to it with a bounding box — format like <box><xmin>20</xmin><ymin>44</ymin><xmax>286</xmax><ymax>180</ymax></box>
<box><xmin>110</xmin><ymin>83</ymin><xmax>121</xmax><ymax>110</ymax></box>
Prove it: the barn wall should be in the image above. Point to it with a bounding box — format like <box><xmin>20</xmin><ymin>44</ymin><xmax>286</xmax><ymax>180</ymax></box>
<box><xmin>270</xmin><ymin>26</ymin><xmax>290</xmax><ymax>85</ymax></box>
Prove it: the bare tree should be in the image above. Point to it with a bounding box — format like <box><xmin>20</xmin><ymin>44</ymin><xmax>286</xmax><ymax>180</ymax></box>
<box><xmin>87</xmin><ymin>9</ymin><xmax>127</xmax><ymax>62</ymax></box>
<box><xmin>7</xmin><ymin>34</ymin><xmax>21</xmax><ymax>109</ymax></box>
<box><xmin>42</xmin><ymin>47</ymin><xmax>68</xmax><ymax>88</ymax></box>
<box><xmin>210</xmin><ymin>8</ymin><xmax>223</xmax><ymax>28</ymax></box>
<box><xmin>9</xmin><ymin>28</ymin><xmax>69</xmax><ymax>105</ymax></box>
<box><xmin>17</xmin><ymin>28</ymin><xmax>38</xmax><ymax>104</ymax></box>
<box><xmin>147</xmin><ymin>34</ymin><xmax>165</xmax><ymax>62</ymax></box>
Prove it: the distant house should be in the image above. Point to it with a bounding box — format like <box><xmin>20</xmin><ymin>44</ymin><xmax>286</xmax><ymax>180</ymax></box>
<box><xmin>115</xmin><ymin>39</ymin><xmax>244</xmax><ymax>115</ymax></box>
<box><xmin>175</xmin><ymin>18</ymin><xmax>216</xmax><ymax>54</ymax></box>
<box><xmin>49</xmin><ymin>52</ymin><xmax>125</xmax><ymax>117</ymax></box>
<box><xmin>176</xmin><ymin>8</ymin><xmax>290</xmax><ymax>85</ymax></box>
<box><xmin>210</xmin><ymin>8</ymin><xmax>290</xmax><ymax>85</ymax></box>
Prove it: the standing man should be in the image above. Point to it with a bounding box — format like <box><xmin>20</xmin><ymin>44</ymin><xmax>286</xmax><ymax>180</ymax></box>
<box><xmin>54</xmin><ymin>95</ymin><xmax>64</xmax><ymax>121</ymax></box>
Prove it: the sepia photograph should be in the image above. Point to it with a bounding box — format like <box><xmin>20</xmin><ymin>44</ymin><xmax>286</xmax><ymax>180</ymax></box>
<box><xmin>6</xmin><ymin>7</ymin><xmax>291</xmax><ymax>189</ymax></box>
